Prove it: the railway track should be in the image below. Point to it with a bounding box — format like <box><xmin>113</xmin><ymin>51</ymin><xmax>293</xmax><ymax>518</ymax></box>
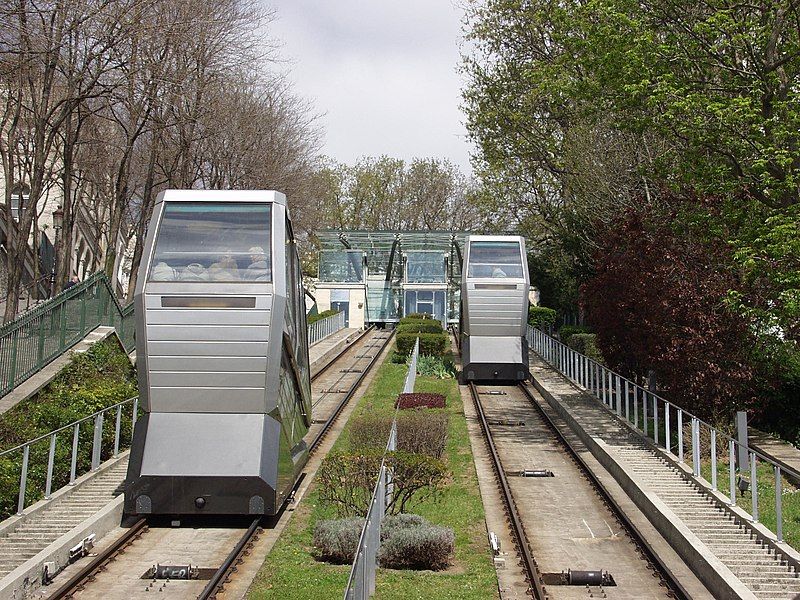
<box><xmin>468</xmin><ymin>381</ymin><xmax>691</xmax><ymax>600</ymax></box>
<box><xmin>44</xmin><ymin>328</ymin><xmax>394</xmax><ymax>599</ymax></box>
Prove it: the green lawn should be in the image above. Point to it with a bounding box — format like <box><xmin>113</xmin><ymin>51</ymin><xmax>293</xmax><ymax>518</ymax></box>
<box><xmin>248</xmin><ymin>360</ymin><xmax>499</xmax><ymax>599</ymax></box>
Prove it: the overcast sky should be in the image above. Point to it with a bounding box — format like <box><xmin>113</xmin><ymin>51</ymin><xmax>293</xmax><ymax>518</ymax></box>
<box><xmin>269</xmin><ymin>1</ymin><xmax>473</xmax><ymax>173</ymax></box>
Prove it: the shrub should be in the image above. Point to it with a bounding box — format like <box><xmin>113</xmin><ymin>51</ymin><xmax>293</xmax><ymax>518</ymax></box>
<box><xmin>312</xmin><ymin>517</ymin><xmax>363</xmax><ymax>563</ymax></box>
<box><xmin>397</xmin><ymin>410</ymin><xmax>449</xmax><ymax>458</ymax></box>
<box><xmin>528</xmin><ymin>306</ymin><xmax>557</xmax><ymax>329</ymax></box>
<box><xmin>317</xmin><ymin>450</ymin><xmax>447</xmax><ymax>516</ymax></box>
<box><xmin>396</xmin><ymin>392</ymin><xmax>446</xmax><ymax>410</ymax></box>
<box><xmin>396</xmin><ymin>321</ymin><xmax>443</xmax><ymax>335</ymax></box>
<box><xmin>307</xmin><ymin>309</ymin><xmax>339</xmax><ymax>325</ymax></box>
<box><xmin>403</xmin><ymin>313</ymin><xmax>434</xmax><ymax>320</ymax></box>
<box><xmin>567</xmin><ymin>333</ymin><xmax>605</xmax><ymax>364</ymax></box>
<box><xmin>396</xmin><ymin>332</ymin><xmax>448</xmax><ymax>357</ymax></box>
<box><xmin>349</xmin><ymin>414</ymin><xmax>393</xmax><ymax>451</ymax></box>
<box><xmin>381</xmin><ymin>513</ymin><xmax>426</xmax><ymax>540</ymax></box>
<box><xmin>379</xmin><ymin>521</ymin><xmax>455</xmax><ymax>570</ymax></box>
<box><xmin>558</xmin><ymin>324</ymin><xmax>592</xmax><ymax>343</ymax></box>
<box><xmin>414</xmin><ymin>354</ymin><xmax>455</xmax><ymax>379</ymax></box>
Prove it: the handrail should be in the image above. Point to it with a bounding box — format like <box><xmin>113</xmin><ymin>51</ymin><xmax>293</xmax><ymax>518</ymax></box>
<box><xmin>0</xmin><ymin>272</ymin><xmax>134</xmax><ymax>397</ymax></box>
<box><xmin>528</xmin><ymin>325</ymin><xmax>799</xmax><ymax>546</ymax></box>
<box><xmin>308</xmin><ymin>310</ymin><xmax>346</xmax><ymax>346</ymax></box>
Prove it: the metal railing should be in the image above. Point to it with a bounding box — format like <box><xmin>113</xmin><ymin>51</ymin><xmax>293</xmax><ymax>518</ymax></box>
<box><xmin>344</xmin><ymin>338</ymin><xmax>418</xmax><ymax>600</ymax></box>
<box><xmin>308</xmin><ymin>311</ymin><xmax>346</xmax><ymax>347</ymax></box>
<box><xmin>0</xmin><ymin>272</ymin><xmax>134</xmax><ymax>397</ymax></box>
<box><xmin>0</xmin><ymin>397</ymin><xmax>138</xmax><ymax>517</ymax></box>
<box><xmin>527</xmin><ymin>326</ymin><xmax>800</xmax><ymax>546</ymax></box>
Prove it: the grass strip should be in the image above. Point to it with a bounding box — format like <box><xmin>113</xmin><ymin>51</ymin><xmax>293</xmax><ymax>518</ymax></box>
<box><xmin>248</xmin><ymin>360</ymin><xmax>498</xmax><ymax>599</ymax></box>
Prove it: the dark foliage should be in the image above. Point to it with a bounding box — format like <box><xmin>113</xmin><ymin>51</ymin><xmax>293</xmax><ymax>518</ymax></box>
<box><xmin>581</xmin><ymin>200</ymin><xmax>759</xmax><ymax>420</ymax></box>
<box><xmin>558</xmin><ymin>325</ymin><xmax>592</xmax><ymax>343</ymax></box>
<box><xmin>307</xmin><ymin>309</ymin><xmax>340</xmax><ymax>324</ymax></box>
<box><xmin>396</xmin><ymin>393</ymin><xmax>446</xmax><ymax>410</ymax></box>
<box><xmin>395</xmin><ymin>332</ymin><xmax>448</xmax><ymax>357</ymax></box>
<box><xmin>528</xmin><ymin>306</ymin><xmax>557</xmax><ymax>330</ymax></box>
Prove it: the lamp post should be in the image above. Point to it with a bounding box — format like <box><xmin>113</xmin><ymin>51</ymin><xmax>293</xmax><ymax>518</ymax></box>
<box><xmin>50</xmin><ymin>206</ymin><xmax>63</xmax><ymax>297</ymax></box>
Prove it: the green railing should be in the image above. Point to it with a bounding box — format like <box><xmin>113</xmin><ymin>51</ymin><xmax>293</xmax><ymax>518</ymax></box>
<box><xmin>0</xmin><ymin>273</ymin><xmax>134</xmax><ymax>397</ymax></box>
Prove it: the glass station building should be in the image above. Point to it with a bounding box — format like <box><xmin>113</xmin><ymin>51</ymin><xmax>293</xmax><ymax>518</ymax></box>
<box><xmin>313</xmin><ymin>230</ymin><xmax>468</xmax><ymax>329</ymax></box>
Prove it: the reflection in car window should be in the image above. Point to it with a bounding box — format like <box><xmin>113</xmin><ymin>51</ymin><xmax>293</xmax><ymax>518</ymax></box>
<box><xmin>467</xmin><ymin>241</ymin><xmax>523</xmax><ymax>278</ymax></box>
<box><xmin>148</xmin><ymin>202</ymin><xmax>272</xmax><ymax>282</ymax></box>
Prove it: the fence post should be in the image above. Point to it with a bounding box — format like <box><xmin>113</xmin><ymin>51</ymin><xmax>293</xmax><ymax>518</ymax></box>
<box><xmin>692</xmin><ymin>418</ymin><xmax>701</xmax><ymax>477</ymax></box>
<box><xmin>678</xmin><ymin>410</ymin><xmax>684</xmax><ymax>463</ymax></box>
<box><xmin>45</xmin><ymin>433</ymin><xmax>57</xmax><ymax>499</ymax></box>
<box><xmin>9</xmin><ymin>331</ymin><xmax>18</xmax><ymax>390</ymax></box>
<box><xmin>729</xmin><ymin>440</ymin><xmax>736</xmax><ymax>506</ymax></box>
<box><xmin>776</xmin><ymin>466</ymin><xmax>783</xmax><ymax>542</ymax></box>
<box><xmin>132</xmin><ymin>397</ymin><xmax>139</xmax><ymax>436</ymax></box>
<box><xmin>114</xmin><ymin>404</ymin><xmax>123</xmax><ymax>457</ymax></box>
<box><xmin>17</xmin><ymin>444</ymin><xmax>29</xmax><ymax>514</ymax></box>
<box><xmin>665</xmin><ymin>403</ymin><xmax>671</xmax><ymax>453</ymax></box>
<box><xmin>92</xmin><ymin>413</ymin><xmax>104</xmax><ymax>470</ymax></box>
<box><xmin>750</xmin><ymin>451</ymin><xmax>758</xmax><ymax>523</ymax></box>
<box><xmin>69</xmin><ymin>423</ymin><xmax>80</xmax><ymax>483</ymax></box>
<box><xmin>711</xmin><ymin>429</ymin><xmax>717</xmax><ymax>491</ymax></box>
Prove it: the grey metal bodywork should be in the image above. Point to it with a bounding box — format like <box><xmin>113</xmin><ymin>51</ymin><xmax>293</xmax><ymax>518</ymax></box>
<box><xmin>125</xmin><ymin>190</ymin><xmax>311</xmax><ymax>516</ymax></box>
<box><xmin>461</xmin><ymin>235</ymin><xmax>530</xmax><ymax>381</ymax></box>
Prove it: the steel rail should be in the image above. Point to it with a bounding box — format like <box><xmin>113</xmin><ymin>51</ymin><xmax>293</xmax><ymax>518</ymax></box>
<box><xmin>518</xmin><ymin>381</ymin><xmax>691</xmax><ymax>600</ymax></box>
<box><xmin>310</xmin><ymin>325</ymin><xmax>375</xmax><ymax>382</ymax></box>
<box><xmin>197</xmin><ymin>517</ymin><xmax>262</xmax><ymax>600</ymax></box>
<box><xmin>47</xmin><ymin>518</ymin><xmax>148</xmax><ymax>599</ymax></box>
<box><xmin>309</xmin><ymin>330</ymin><xmax>395</xmax><ymax>454</ymax></box>
<box><xmin>468</xmin><ymin>382</ymin><xmax>547</xmax><ymax>600</ymax></box>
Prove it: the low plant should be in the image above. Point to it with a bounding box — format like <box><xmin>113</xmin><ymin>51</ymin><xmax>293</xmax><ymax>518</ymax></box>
<box><xmin>396</xmin><ymin>332</ymin><xmax>448</xmax><ymax>357</ymax></box>
<box><xmin>308</xmin><ymin>309</ymin><xmax>340</xmax><ymax>325</ymax></box>
<box><xmin>528</xmin><ymin>306</ymin><xmax>557</xmax><ymax>329</ymax></box>
<box><xmin>397</xmin><ymin>410</ymin><xmax>449</xmax><ymax>459</ymax></box>
<box><xmin>379</xmin><ymin>518</ymin><xmax>455</xmax><ymax>571</ymax></box>
<box><xmin>566</xmin><ymin>333</ymin><xmax>605</xmax><ymax>364</ymax></box>
<box><xmin>396</xmin><ymin>321</ymin><xmax>443</xmax><ymax>335</ymax></box>
<box><xmin>414</xmin><ymin>354</ymin><xmax>455</xmax><ymax>379</ymax></box>
<box><xmin>558</xmin><ymin>324</ymin><xmax>592</xmax><ymax>343</ymax></box>
<box><xmin>349</xmin><ymin>414</ymin><xmax>393</xmax><ymax>451</ymax></box>
<box><xmin>402</xmin><ymin>313</ymin><xmax>434</xmax><ymax>321</ymax></box>
<box><xmin>396</xmin><ymin>392</ymin><xmax>446</xmax><ymax>410</ymax></box>
<box><xmin>317</xmin><ymin>450</ymin><xmax>447</xmax><ymax>517</ymax></box>
<box><xmin>312</xmin><ymin>517</ymin><xmax>363</xmax><ymax>563</ymax></box>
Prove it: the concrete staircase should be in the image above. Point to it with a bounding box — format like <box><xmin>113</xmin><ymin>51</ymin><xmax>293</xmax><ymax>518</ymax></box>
<box><xmin>614</xmin><ymin>445</ymin><xmax>800</xmax><ymax>599</ymax></box>
<box><xmin>0</xmin><ymin>458</ymin><xmax>127</xmax><ymax>578</ymax></box>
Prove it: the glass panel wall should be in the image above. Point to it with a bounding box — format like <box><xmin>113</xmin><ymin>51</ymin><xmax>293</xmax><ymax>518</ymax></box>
<box><xmin>405</xmin><ymin>251</ymin><xmax>446</xmax><ymax>283</ymax></box>
<box><xmin>319</xmin><ymin>250</ymin><xmax>364</xmax><ymax>283</ymax></box>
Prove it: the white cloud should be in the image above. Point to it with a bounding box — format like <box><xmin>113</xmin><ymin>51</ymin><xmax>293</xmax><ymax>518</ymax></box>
<box><xmin>268</xmin><ymin>1</ymin><xmax>473</xmax><ymax>172</ymax></box>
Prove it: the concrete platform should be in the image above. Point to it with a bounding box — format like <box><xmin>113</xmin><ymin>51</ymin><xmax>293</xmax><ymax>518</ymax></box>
<box><xmin>309</xmin><ymin>327</ymin><xmax>361</xmax><ymax>376</ymax></box>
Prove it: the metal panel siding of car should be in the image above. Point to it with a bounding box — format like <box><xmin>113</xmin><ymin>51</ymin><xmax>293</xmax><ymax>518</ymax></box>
<box><xmin>468</xmin><ymin>336</ymin><xmax>523</xmax><ymax>364</ymax></box>
<box><xmin>147</xmin><ymin>341</ymin><xmax>270</xmax><ymax>357</ymax></box>
<box><xmin>145</xmin><ymin>309</ymin><xmax>269</xmax><ymax>325</ymax></box>
<box><xmin>467</xmin><ymin>288</ymin><xmax>527</xmax><ymax>336</ymax></box>
<box><xmin>148</xmin><ymin>387</ymin><xmax>267</xmax><ymax>413</ymax></box>
<box><xmin>140</xmin><ymin>413</ymin><xmax>267</xmax><ymax>477</ymax></box>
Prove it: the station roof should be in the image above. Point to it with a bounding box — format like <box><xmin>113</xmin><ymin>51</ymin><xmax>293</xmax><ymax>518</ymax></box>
<box><xmin>317</xmin><ymin>230</ymin><xmax>469</xmax><ymax>252</ymax></box>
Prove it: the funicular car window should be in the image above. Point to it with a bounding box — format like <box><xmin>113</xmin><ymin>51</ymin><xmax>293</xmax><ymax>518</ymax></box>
<box><xmin>149</xmin><ymin>202</ymin><xmax>272</xmax><ymax>282</ymax></box>
<box><xmin>467</xmin><ymin>241</ymin><xmax>523</xmax><ymax>278</ymax></box>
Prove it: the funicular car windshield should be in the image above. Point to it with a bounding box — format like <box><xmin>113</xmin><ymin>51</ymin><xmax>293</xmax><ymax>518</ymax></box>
<box><xmin>467</xmin><ymin>240</ymin><xmax>523</xmax><ymax>279</ymax></box>
<box><xmin>149</xmin><ymin>202</ymin><xmax>272</xmax><ymax>282</ymax></box>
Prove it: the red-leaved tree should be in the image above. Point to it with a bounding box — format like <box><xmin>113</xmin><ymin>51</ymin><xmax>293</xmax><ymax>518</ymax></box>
<box><xmin>581</xmin><ymin>199</ymin><xmax>759</xmax><ymax>421</ymax></box>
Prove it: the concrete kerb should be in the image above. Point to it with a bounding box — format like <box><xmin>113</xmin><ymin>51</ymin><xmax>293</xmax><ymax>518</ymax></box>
<box><xmin>529</xmin><ymin>374</ymin><xmax>757</xmax><ymax>600</ymax></box>
<box><xmin>0</xmin><ymin>451</ymin><xmax>128</xmax><ymax>540</ymax></box>
<box><xmin>0</xmin><ymin>495</ymin><xmax>124</xmax><ymax>600</ymax></box>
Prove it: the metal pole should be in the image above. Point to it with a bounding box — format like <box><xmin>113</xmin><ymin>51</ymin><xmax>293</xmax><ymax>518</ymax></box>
<box><xmin>653</xmin><ymin>395</ymin><xmax>659</xmax><ymax>446</ymax></box>
<box><xmin>678</xmin><ymin>410</ymin><xmax>684</xmax><ymax>463</ymax></box>
<box><xmin>624</xmin><ymin>379</ymin><xmax>630</xmax><ymax>422</ymax></box>
<box><xmin>114</xmin><ymin>405</ymin><xmax>122</xmax><ymax>457</ymax></box>
<box><xmin>729</xmin><ymin>440</ymin><xmax>736</xmax><ymax>506</ymax></box>
<box><xmin>17</xmin><ymin>444</ymin><xmax>29</xmax><ymax>514</ymax></box>
<box><xmin>692</xmin><ymin>419</ymin><xmax>701</xmax><ymax>477</ymax></box>
<box><xmin>132</xmin><ymin>397</ymin><xmax>139</xmax><ymax>436</ymax></box>
<box><xmin>633</xmin><ymin>385</ymin><xmax>639</xmax><ymax>430</ymax></box>
<box><xmin>711</xmin><ymin>429</ymin><xmax>717</xmax><ymax>490</ymax></box>
<box><xmin>70</xmin><ymin>423</ymin><xmax>80</xmax><ymax>484</ymax></box>
<box><xmin>615</xmin><ymin>375</ymin><xmax>621</xmax><ymax>416</ymax></box>
<box><xmin>92</xmin><ymin>413</ymin><xmax>104</xmax><ymax>470</ymax></box>
<box><xmin>665</xmin><ymin>402</ymin><xmax>671</xmax><ymax>453</ymax></box>
<box><xmin>643</xmin><ymin>389</ymin><xmax>648</xmax><ymax>436</ymax></box>
<box><xmin>750</xmin><ymin>451</ymin><xmax>758</xmax><ymax>523</ymax></box>
<box><xmin>45</xmin><ymin>433</ymin><xmax>57</xmax><ymax>498</ymax></box>
<box><xmin>776</xmin><ymin>466</ymin><xmax>783</xmax><ymax>543</ymax></box>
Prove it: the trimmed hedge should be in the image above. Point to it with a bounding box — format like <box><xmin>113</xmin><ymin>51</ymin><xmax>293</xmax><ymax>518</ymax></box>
<box><xmin>396</xmin><ymin>321</ymin><xmax>443</xmax><ymax>335</ymax></box>
<box><xmin>528</xmin><ymin>306</ymin><xmax>557</xmax><ymax>329</ymax></box>
<box><xmin>566</xmin><ymin>333</ymin><xmax>605</xmax><ymax>365</ymax></box>
<box><xmin>403</xmin><ymin>313</ymin><xmax>435</xmax><ymax>320</ymax></box>
<box><xmin>558</xmin><ymin>324</ymin><xmax>592</xmax><ymax>343</ymax></box>
<box><xmin>396</xmin><ymin>392</ymin><xmax>446</xmax><ymax>410</ymax></box>
<box><xmin>308</xmin><ymin>309</ymin><xmax>339</xmax><ymax>325</ymax></box>
<box><xmin>396</xmin><ymin>332</ymin><xmax>448</xmax><ymax>357</ymax></box>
